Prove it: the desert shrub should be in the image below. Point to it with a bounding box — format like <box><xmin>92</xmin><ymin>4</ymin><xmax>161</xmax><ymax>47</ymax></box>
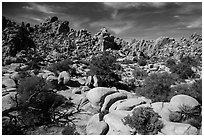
<box><xmin>47</xmin><ymin>59</ymin><xmax>75</xmax><ymax>75</ymax></box>
<box><xmin>190</xmin><ymin>79</ymin><xmax>202</xmax><ymax>103</ymax></box>
<box><xmin>170</xmin><ymin>79</ymin><xmax>202</xmax><ymax>104</ymax></box>
<box><xmin>89</xmin><ymin>51</ymin><xmax>121</xmax><ymax>87</ymax></box>
<box><xmin>16</xmin><ymin>76</ymin><xmax>67</xmax><ymax>127</ymax></box>
<box><xmin>137</xmin><ymin>72</ymin><xmax>177</xmax><ymax>102</ymax></box>
<box><xmin>123</xmin><ymin>107</ymin><xmax>163</xmax><ymax>135</ymax></box>
<box><xmin>166</xmin><ymin>56</ymin><xmax>197</xmax><ymax>80</ymax></box>
<box><xmin>113</xmin><ymin>63</ymin><xmax>123</xmax><ymax>71</ymax></box>
<box><xmin>180</xmin><ymin>56</ymin><xmax>198</xmax><ymax>67</ymax></box>
<box><xmin>169</xmin><ymin>105</ymin><xmax>202</xmax><ymax>129</ymax></box>
<box><xmin>25</xmin><ymin>51</ymin><xmax>43</xmax><ymax>70</ymax></box>
<box><xmin>2</xmin><ymin>120</ymin><xmax>24</xmax><ymax>135</ymax></box>
<box><xmin>166</xmin><ymin>58</ymin><xmax>176</xmax><ymax>68</ymax></box>
<box><xmin>138</xmin><ymin>58</ymin><xmax>147</xmax><ymax>66</ymax></box>
<box><xmin>132</xmin><ymin>67</ymin><xmax>148</xmax><ymax>80</ymax></box>
<box><xmin>62</xmin><ymin>124</ymin><xmax>79</xmax><ymax>135</ymax></box>
<box><xmin>169</xmin><ymin>84</ymin><xmax>189</xmax><ymax>100</ymax></box>
<box><xmin>17</xmin><ymin>76</ymin><xmax>52</xmax><ymax>103</ymax></box>
<box><xmin>169</xmin><ymin>63</ymin><xmax>195</xmax><ymax>79</ymax></box>
<box><xmin>2</xmin><ymin>76</ymin><xmax>66</xmax><ymax>134</ymax></box>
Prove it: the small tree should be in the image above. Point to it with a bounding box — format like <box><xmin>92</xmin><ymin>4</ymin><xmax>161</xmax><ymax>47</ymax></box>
<box><xmin>170</xmin><ymin>63</ymin><xmax>195</xmax><ymax>79</ymax></box>
<box><xmin>89</xmin><ymin>51</ymin><xmax>121</xmax><ymax>87</ymax></box>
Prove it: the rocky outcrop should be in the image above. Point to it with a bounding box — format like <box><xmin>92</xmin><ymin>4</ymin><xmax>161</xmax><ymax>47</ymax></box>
<box><xmin>2</xmin><ymin>15</ymin><xmax>202</xmax><ymax>135</ymax></box>
<box><xmin>86</xmin><ymin>93</ymin><xmax>201</xmax><ymax>135</ymax></box>
<box><xmin>2</xmin><ymin>22</ymin><xmax>36</xmax><ymax>61</ymax></box>
<box><xmin>148</xmin><ymin>37</ymin><xmax>175</xmax><ymax>57</ymax></box>
<box><xmin>57</xmin><ymin>21</ymin><xmax>70</xmax><ymax>34</ymax></box>
<box><xmin>93</xmin><ymin>27</ymin><xmax>126</xmax><ymax>51</ymax></box>
<box><xmin>50</xmin><ymin>16</ymin><xmax>58</xmax><ymax>23</ymax></box>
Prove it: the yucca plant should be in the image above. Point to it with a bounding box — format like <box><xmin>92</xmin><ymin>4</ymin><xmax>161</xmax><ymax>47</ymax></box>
<box><xmin>169</xmin><ymin>105</ymin><xmax>202</xmax><ymax>129</ymax></box>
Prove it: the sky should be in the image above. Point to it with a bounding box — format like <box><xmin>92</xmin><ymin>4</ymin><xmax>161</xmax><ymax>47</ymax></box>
<box><xmin>2</xmin><ymin>2</ymin><xmax>202</xmax><ymax>41</ymax></box>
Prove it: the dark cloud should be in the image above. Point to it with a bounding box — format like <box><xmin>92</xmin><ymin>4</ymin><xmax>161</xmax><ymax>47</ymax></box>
<box><xmin>2</xmin><ymin>2</ymin><xmax>202</xmax><ymax>41</ymax></box>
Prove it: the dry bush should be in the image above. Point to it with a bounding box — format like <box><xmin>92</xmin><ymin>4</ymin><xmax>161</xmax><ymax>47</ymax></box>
<box><xmin>123</xmin><ymin>107</ymin><xmax>163</xmax><ymax>135</ymax></box>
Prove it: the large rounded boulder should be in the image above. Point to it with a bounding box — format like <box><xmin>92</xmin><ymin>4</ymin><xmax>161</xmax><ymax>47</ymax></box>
<box><xmin>151</xmin><ymin>102</ymin><xmax>172</xmax><ymax>121</ymax></box>
<box><xmin>169</xmin><ymin>94</ymin><xmax>199</xmax><ymax>111</ymax></box>
<box><xmin>86</xmin><ymin>87</ymin><xmax>117</xmax><ymax>108</ymax></box>
<box><xmin>58</xmin><ymin>71</ymin><xmax>71</xmax><ymax>85</ymax></box>
<box><xmin>161</xmin><ymin>121</ymin><xmax>198</xmax><ymax>135</ymax></box>
<box><xmin>2</xmin><ymin>78</ymin><xmax>16</xmax><ymax>88</ymax></box>
<box><xmin>101</xmin><ymin>92</ymin><xmax>127</xmax><ymax>112</ymax></box>
<box><xmin>103</xmin><ymin>110</ymin><xmax>133</xmax><ymax>135</ymax></box>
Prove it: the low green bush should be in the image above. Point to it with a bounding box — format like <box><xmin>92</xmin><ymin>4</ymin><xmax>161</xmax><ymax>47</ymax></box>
<box><xmin>169</xmin><ymin>63</ymin><xmax>195</xmax><ymax>79</ymax></box>
<box><xmin>123</xmin><ymin>107</ymin><xmax>163</xmax><ymax>135</ymax></box>
<box><xmin>180</xmin><ymin>56</ymin><xmax>199</xmax><ymax>67</ymax></box>
<box><xmin>167</xmin><ymin>56</ymin><xmax>198</xmax><ymax>80</ymax></box>
<box><xmin>166</xmin><ymin>58</ymin><xmax>176</xmax><ymax>68</ymax></box>
<box><xmin>47</xmin><ymin>59</ymin><xmax>76</xmax><ymax>75</ymax></box>
<box><xmin>190</xmin><ymin>79</ymin><xmax>202</xmax><ymax>104</ymax></box>
<box><xmin>136</xmin><ymin>72</ymin><xmax>177</xmax><ymax>102</ymax></box>
<box><xmin>132</xmin><ymin>67</ymin><xmax>148</xmax><ymax>80</ymax></box>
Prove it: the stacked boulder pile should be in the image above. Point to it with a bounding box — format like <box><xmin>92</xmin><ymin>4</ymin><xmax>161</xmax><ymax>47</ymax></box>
<box><xmin>150</xmin><ymin>35</ymin><xmax>202</xmax><ymax>62</ymax></box>
<box><xmin>93</xmin><ymin>27</ymin><xmax>128</xmax><ymax>52</ymax></box>
<box><xmin>86</xmin><ymin>87</ymin><xmax>201</xmax><ymax>135</ymax></box>
<box><xmin>32</xmin><ymin>16</ymin><xmax>77</xmax><ymax>62</ymax></box>
<box><xmin>122</xmin><ymin>35</ymin><xmax>202</xmax><ymax>63</ymax></box>
<box><xmin>2</xmin><ymin>16</ymin><xmax>36</xmax><ymax>65</ymax></box>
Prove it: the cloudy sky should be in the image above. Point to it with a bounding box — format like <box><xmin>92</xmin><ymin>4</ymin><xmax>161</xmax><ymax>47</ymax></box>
<box><xmin>2</xmin><ymin>2</ymin><xmax>202</xmax><ymax>41</ymax></box>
